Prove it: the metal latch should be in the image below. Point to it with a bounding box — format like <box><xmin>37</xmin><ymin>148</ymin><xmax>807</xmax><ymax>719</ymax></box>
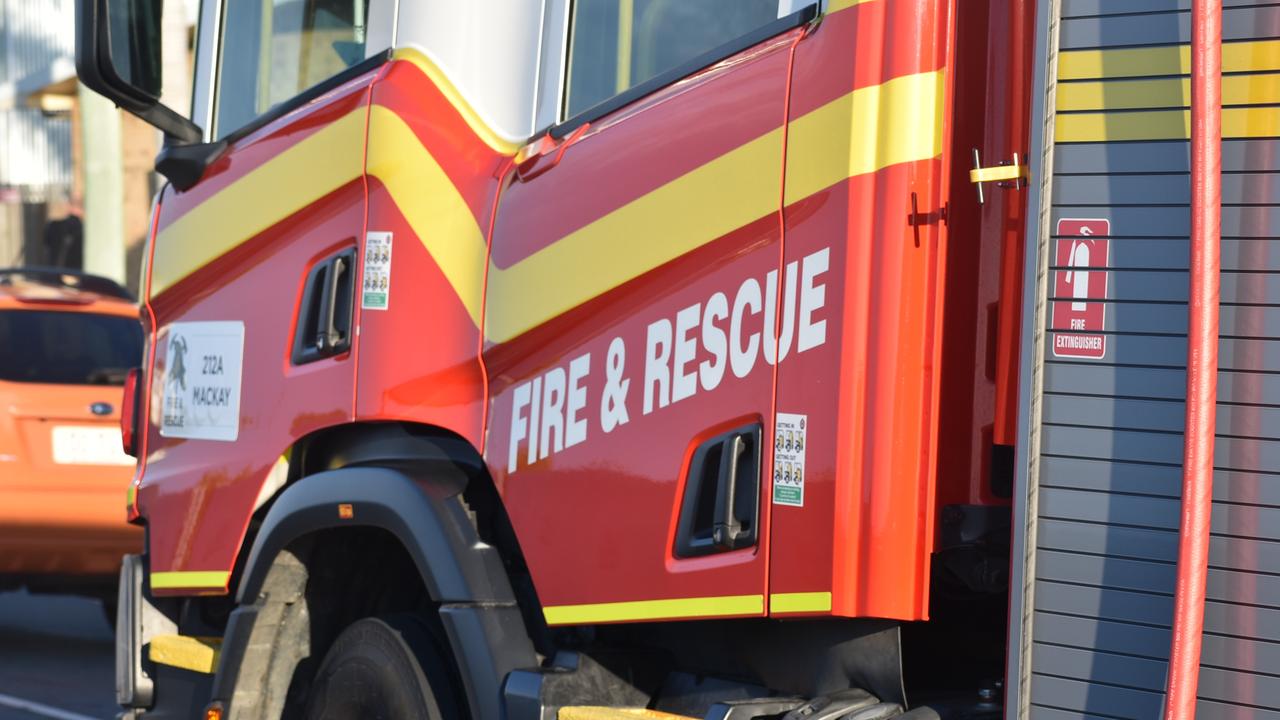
<box><xmin>970</xmin><ymin>149</ymin><xmax>1028</xmax><ymax>204</ymax></box>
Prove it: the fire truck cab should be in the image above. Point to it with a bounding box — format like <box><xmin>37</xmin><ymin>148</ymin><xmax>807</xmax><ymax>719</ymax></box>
<box><xmin>79</xmin><ymin>0</ymin><xmax>1046</xmax><ymax>717</ymax></box>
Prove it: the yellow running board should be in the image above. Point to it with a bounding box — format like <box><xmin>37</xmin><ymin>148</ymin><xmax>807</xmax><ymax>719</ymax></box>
<box><xmin>559</xmin><ymin>708</ymin><xmax>695</xmax><ymax>720</ymax></box>
<box><xmin>148</xmin><ymin>634</ymin><xmax>222</xmax><ymax>674</ymax></box>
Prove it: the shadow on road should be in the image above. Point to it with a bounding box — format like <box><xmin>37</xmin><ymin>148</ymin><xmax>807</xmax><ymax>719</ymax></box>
<box><xmin>0</xmin><ymin>590</ymin><xmax>117</xmax><ymax>719</ymax></box>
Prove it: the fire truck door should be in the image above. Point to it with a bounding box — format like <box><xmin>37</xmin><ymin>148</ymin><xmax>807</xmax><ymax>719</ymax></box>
<box><xmin>141</xmin><ymin>2</ymin><xmax>379</xmax><ymax>594</ymax></box>
<box><xmin>768</xmin><ymin>0</ymin><xmax>954</xmax><ymax>621</ymax></box>
<box><xmin>934</xmin><ymin>0</ymin><xmax>1034</xmax><ymax>512</ymax></box>
<box><xmin>485</xmin><ymin>5</ymin><xmax>810</xmax><ymax>625</ymax></box>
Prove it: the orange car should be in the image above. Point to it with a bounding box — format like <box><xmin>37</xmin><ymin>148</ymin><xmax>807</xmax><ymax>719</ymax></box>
<box><xmin>0</xmin><ymin>267</ymin><xmax>142</xmax><ymax>603</ymax></box>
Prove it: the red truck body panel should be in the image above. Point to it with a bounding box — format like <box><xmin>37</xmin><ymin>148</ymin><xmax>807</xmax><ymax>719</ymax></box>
<box><xmin>133</xmin><ymin>0</ymin><xmax>1028</xmax><ymax>626</ymax></box>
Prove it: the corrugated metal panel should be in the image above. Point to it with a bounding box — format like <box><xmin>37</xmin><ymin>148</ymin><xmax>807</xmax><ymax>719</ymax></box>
<box><xmin>1024</xmin><ymin>0</ymin><xmax>1280</xmax><ymax>716</ymax></box>
<box><xmin>0</xmin><ymin>0</ymin><xmax>73</xmax><ymax>190</ymax></box>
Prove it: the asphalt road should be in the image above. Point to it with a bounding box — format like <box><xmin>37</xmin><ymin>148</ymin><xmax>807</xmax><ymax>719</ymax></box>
<box><xmin>0</xmin><ymin>590</ymin><xmax>117</xmax><ymax>720</ymax></box>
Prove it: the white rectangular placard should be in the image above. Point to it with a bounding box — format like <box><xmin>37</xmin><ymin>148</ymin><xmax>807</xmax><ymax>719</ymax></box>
<box><xmin>773</xmin><ymin>413</ymin><xmax>807</xmax><ymax>507</ymax></box>
<box><xmin>160</xmin><ymin>321</ymin><xmax>244</xmax><ymax>441</ymax></box>
<box><xmin>362</xmin><ymin>231</ymin><xmax>393</xmax><ymax>310</ymax></box>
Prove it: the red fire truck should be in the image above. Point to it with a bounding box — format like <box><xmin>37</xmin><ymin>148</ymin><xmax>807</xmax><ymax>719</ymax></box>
<box><xmin>77</xmin><ymin>0</ymin><xmax>1275</xmax><ymax>717</ymax></box>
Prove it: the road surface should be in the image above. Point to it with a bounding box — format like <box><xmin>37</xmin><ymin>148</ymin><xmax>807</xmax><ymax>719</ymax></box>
<box><xmin>0</xmin><ymin>590</ymin><xmax>117</xmax><ymax>719</ymax></box>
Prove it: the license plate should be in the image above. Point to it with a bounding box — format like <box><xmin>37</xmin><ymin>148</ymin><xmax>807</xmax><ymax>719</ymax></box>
<box><xmin>51</xmin><ymin>425</ymin><xmax>135</xmax><ymax>466</ymax></box>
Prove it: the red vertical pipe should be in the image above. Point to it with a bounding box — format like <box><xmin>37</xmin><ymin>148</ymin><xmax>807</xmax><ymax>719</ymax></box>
<box><xmin>1164</xmin><ymin>0</ymin><xmax>1221</xmax><ymax>717</ymax></box>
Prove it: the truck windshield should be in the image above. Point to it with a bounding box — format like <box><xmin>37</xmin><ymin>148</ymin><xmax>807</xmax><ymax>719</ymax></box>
<box><xmin>0</xmin><ymin>310</ymin><xmax>143</xmax><ymax>386</ymax></box>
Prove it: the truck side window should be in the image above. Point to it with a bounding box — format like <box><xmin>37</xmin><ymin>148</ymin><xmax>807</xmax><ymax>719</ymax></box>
<box><xmin>214</xmin><ymin>0</ymin><xmax>370</xmax><ymax>138</ymax></box>
<box><xmin>564</xmin><ymin>0</ymin><xmax>781</xmax><ymax>119</ymax></box>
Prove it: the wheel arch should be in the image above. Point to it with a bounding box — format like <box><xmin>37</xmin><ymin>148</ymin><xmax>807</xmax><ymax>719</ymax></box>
<box><xmin>215</xmin><ymin>421</ymin><xmax>540</xmax><ymax>720</ymax></box>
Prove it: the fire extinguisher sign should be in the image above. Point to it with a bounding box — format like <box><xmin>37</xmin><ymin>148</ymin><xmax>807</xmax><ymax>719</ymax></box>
<box><xmin>1051</xmin><ymin>218</ymin><xmax>1110</xmax><ymax>360</ymax></box>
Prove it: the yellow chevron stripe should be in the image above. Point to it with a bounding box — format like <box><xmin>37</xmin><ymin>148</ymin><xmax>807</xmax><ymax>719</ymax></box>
<box><xmin>1058</xmin><ymin>73</ymin><xmax>1280</xmax><ymax>112</ymax></box>
<box><xmin>150</xmin><ymin>570</ymin><xmax>231</xmax><ymax>590</ymax></box>
<box><xmin>543</xmin><ymin>593</ymin><xmax>764</xmax><ymax>625</ymax></box>
<box><xmin>150</xmin><ymin>70</ymin><xmax>944</xmax><ymax>345</ymax></box>
<box><xmin>392</xmin><ymin>47</ymin><xmax>522</xmax><ymax>156</ymax></box>
<box><xmin>150</xmin><ymin>111</ymin><xmax>366</xmax><ymax>296</ymax></box>
<box><xmin>1059</xmin><ymin>39</ymin><xmax>1280</xmax><ymax>81</ymax></box>
<box><xmin>484</xmin><ymin>128</ymin><xmax>783</xmax><ymax>343</ymax></box>
<box><xmin>1056</xmin><ymin>106</ymin><xmax>1280</xmax><ymax>143</ymax></box>
<box><xmin>367</xmin><ymin>106</ymin><xmax>490</xmax><ymax>327</ymax></box>
<box><xmin>785</xmin><ymin>70</ymin><xmax>946</xmax><ymax>205</ymax></box>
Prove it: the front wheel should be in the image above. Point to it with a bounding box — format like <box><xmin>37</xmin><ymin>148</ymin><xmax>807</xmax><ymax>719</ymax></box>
<box><xmin>305</xmin><ymin>614</ymin><xmax>463</xmax><ymax>720</ymax></box>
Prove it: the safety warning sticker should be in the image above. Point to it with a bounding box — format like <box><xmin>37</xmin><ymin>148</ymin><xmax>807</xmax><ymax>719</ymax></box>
<box><xmin>773</xmin><ymin>413</ymin><xmax>806</xmax><ymax>507</ymax></box>
<box><xmin>1051</xmin><ymin>219</ymin><xmax>1110</xmax><ymax>360</ymax></box>
<box><xmin>159</xmin><ymin>321</ymin><xmax>244</xmax><ymax>441</ymax></box>
<box><xmin>362</xmin><ymin>232</ymin><xmax>392</xmax><ymax>310</ymax></box>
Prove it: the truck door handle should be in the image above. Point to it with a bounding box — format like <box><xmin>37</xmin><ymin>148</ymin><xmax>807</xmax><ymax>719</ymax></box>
<box><xmin>674</xmin><ymin>423</ymin><xmax>761</xmax><ymax>557</ymax></box>
<box><xmin>291</xmin><ymin>248</ymin><xmax>356</xmax><ymax>365</ymax></box>
<box><xmin>713</xmin><ymin>434</ymin><xmax>748</xmax><ymax>548</ymax></box>
<box><xmin>319</xmin><ymin>255</ymin><xmax>348</xmax><ymax>351</ymax></box>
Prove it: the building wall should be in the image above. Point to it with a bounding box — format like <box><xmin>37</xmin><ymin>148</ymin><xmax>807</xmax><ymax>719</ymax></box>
<box><xmin>0</xmin><ymin>0</ymin><xmax>73</xmax><ymax>268</ymax></box>
<box><xmin>0</xmin><ymin>0</ymin><xmax>73</xmax><ymax>190</ymax></box>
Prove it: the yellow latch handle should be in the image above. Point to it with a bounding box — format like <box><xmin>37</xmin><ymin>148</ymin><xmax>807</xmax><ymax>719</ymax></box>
<box><xmin>969</xmin><ymin>164</ymin><xmax>1026</xmax><ymax>184</ymax></box>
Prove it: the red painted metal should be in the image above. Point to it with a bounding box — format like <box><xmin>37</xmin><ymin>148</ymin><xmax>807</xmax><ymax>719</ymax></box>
<box><xmin>770</xmin><ymin>0</ymin><xmax>952</xmax><ymax>620</ymax></box>
<box><xmin>132</xmin><ymin>0</ymin><xmax>1015</xmax><ymax>624</ymax></box>
<box><xmin>485</xmin><ymin>32</ymin><xmax>799</xmax><ymax>614</ymax></box>
<box><xmin>1163</xmin><ymin>0</ymin><xmax>1221</xmax><ymax>716</ymax></box>
<box><xmin>140</xmin><ymin>72</ymin><xmax>378</xmax><ymax>594</ymax></box>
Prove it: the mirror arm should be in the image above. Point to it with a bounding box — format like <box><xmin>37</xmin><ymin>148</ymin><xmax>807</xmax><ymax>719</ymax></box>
<box><xmin>138</xmin><ymin>103</ymin><xmax>203</xmax><ymax>146</ymax></box>
<box><xmin>155</xmin><ymin>138</ymin><xmax>228</xmax><ymax>191</ymax></box>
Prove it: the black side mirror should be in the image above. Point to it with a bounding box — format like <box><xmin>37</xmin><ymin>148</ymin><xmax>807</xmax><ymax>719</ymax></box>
<box><xmin>76</xmin><ymin>0</ymin><xmax>202</xmax><ymax>145</ymax></box>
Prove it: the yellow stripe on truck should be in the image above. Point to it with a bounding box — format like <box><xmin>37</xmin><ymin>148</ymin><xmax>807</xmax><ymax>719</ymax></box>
<box><xmin>1058</xmin><ymin>73</ymin><xmax>1280</xmax><ymax>113</ymax></box>
<box><xmin>150</xmin><ymin>570</ymin><xmax>231</xmax><ymax>590</ymax></box>
<box><xmin>149</xmin><ymin>71</ymin><xmax>944</xmax><ymax>346</ymax></box>
<box><xmin>785</xmin><ymin>70</ymin><xmax>946</xmax><ymax>205</ymax></box>
<box><xmin>1057</xmin><ymin>106</ymin><xmax>1280</xmax><ymax>143</ymax></box>
<box><xmin>484</xmin><ymin>128</ymin><xmax>783</xmax><ymax>344</ymax></box>
<box><xmin>769</xmin><ymin>591</ymin><xmax>833</xmax><ymax>614</ymax></box>
<box><xmin>366</xmin><ymin>105</ymin><xmax>491</xmax><ymax>328</ymax></box>
<box><xmin>1055</xmin><ymin>39</ymin><xmax>1280</xmax><ymax>142</ymax></box>
<box><xmin>393</xmin><ymin>47</ymin><xmax>522</xmax><ymax>156</ymax></box>
<box><xmin>543</xmin><ymin>594</ymin><xmax>764</xmax><ymax>625</ymax></box>
<box><xmin>1058</xmin><ymin>39</ymin><xmax>1280</xmax><ymax>81</ymax></box>
<box><xmin>150</xmin><ymin>110</ymin><xmax>367</xmax><ymax>297</ymax></box>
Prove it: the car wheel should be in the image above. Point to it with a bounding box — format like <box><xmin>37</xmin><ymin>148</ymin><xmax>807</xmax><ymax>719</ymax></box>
<box><xmin>305</xmin><ymin>614</ymin><xmax>463</xmax><ymax>720</ymax></box>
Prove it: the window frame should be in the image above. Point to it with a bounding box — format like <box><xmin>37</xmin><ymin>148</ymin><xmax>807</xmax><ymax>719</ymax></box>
<box><xmin>198</xmin><ymin>0</ymin><xmax>397</xmax><ymax>142</ymax></box>
<box><xmin>548</xmin><ymin>2</ymin><xmax>818</xmax><ymax>140</ymax></box>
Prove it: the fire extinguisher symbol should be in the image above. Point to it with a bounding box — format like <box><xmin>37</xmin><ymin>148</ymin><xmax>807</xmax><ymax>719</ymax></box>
<box><xmin>1066</xmin><ymin>228</ymin><xmax>1094</xmax><ymax>312</ymax></box>
<box><xmin>1051</xmin><ymin>219</ymin><xmax>1110</xmax><ymax>360</ymax></box>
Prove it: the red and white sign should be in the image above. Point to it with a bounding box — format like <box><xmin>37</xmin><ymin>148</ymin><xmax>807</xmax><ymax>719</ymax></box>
<box><xmin>1051</xmin><ymin>218</ymin><xmax>1110</xmax><ymax>359</ymax></box>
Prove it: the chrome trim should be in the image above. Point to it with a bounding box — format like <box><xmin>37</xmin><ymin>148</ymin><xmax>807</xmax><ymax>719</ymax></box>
<box><xmin>536</xmin><ymin>0</ymin><xmax>571</xmax><ymax>129</ymax></box>
<box><xmin>190</xmin><ymin>0</ymin><xmax>223</xmax><ymax>141</ymax></box>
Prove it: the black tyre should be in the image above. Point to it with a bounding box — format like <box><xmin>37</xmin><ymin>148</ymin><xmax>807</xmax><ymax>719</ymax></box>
<box><xmin>305</xmin><ymin>614</ymin><xmax>464</xmax><ymax>720</ymax></box>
